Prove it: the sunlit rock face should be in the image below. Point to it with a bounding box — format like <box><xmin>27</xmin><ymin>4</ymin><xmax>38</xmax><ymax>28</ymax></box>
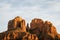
<box><xmin>2</xmin><ymin>30</ymin><xmax>38</xmax><ymax>40</ymax></box>
<box><xmin>0</xmin><ymin>16</ymin><xmax>60</xmax><ymax>40</ymax></box>
<box><xmin>8</xmin><ymin>16</ymin><xmax>26</xmax><ymax>32</ymax></box>
<box><xmin>0</xmin><ymin>16</ymin><xmax>38</xmax><ymax>40</ymax></box>
<box><xmin>45</xmin><ymin>21</ymin><xmax>57</xmax><ymax>34</ymax></box>
<box><xmin>44</xmin><ymin>21</ymin><xmax>58</xmax><ymax>40</ymax></box>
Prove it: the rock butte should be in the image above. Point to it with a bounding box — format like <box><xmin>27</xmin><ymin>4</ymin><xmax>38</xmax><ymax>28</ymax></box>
<box><xmin>0</xmin><ymin>16</ymin><xmax>60</xmax><ymax>40</ymax></box>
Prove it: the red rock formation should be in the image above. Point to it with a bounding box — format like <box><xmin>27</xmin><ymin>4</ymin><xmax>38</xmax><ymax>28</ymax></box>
<box><xmin>30</xmin><ymin>18</ymin><xmax>44</xmax><ymax>33</ymax></box>
<box><xmin>44</xmin><ymin>21</ymin><xmax>57</xmax><ymax>39</ymax></box>
<box><xmin>0</xmin><ymin>16</ymin><xmax>38</xmax><ymax>40</ymax></box>
<box><xmin>0</xmin><ymin>16</ymin><xmax>60</xmax><ymax>40</ymax></box>
<box><xmin>30</xmin><ymin>18</ymin><xmax>60</xmax><ymax>40</ymax></box>
<box><xmin>8</xmin><ymin>16</ymin><xmax>26</xmax><ymax>32</ymax></box>
<box><xmin>2</xmin><ymin>29</ymin><xmax>38</xmax><ymax>40</ymax></box>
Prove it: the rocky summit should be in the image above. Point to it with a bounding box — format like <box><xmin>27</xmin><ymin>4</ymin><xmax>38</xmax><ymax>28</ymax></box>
<box><xmin>0</xmin><ymin>16</ymin><xmax>60</xmax><ymax>40</ymax></box>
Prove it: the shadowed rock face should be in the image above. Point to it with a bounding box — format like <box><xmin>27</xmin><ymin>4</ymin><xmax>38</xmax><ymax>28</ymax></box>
<box><xmin>30</xmin><ymin>18</ymin><xmax>60</xmax><ymax>40</ymax></box>
<box><xmin>0</xmin><ymin>16</ymin><xmax>60</xmax><ymax>40</ymax></box>
<box><xmin>30</xmin><ymin>18</ymin><xmax>44</xmax><ymax>31</ymax></box>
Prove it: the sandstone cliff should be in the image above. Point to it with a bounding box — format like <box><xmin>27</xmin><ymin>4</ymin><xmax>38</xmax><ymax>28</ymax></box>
<box><xmin>30</xmin><ymin>18</ymin><xmax>60</xmax><ymax>40</ymax></box>
<box><xmin>0</xmin><ymin>16</ymin><xmax>60</xmax><ymax>40</ymax></box>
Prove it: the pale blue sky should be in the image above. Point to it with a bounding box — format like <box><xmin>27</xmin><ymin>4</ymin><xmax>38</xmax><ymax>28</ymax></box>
<box><xmin>0</xmin><ymin>0</ymin><xmax>60</xmax><ymax>33</ymax></box>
